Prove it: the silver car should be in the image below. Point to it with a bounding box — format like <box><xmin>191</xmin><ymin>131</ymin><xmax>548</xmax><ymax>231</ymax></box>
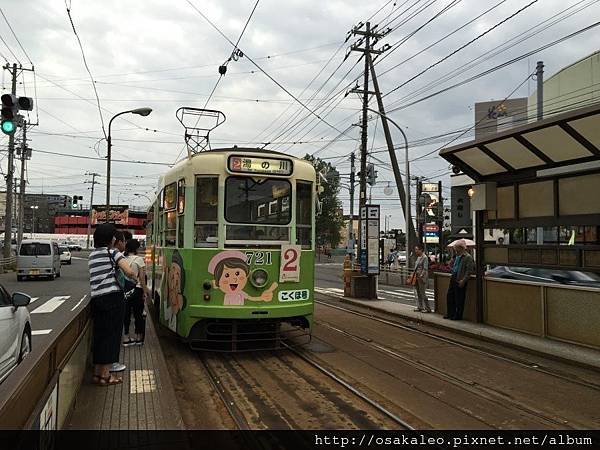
<box><xmin>0</xmin><ymin>286</ymin><xmax>31</xmax><ymax>383</ymax></box>
<box><xmin>17</xmin><ymin>240</ymin><xmax>61</xmax><ymax>281</ymax></box>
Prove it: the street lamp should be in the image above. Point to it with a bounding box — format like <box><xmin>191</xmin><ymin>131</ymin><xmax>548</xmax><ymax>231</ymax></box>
<box><xmin>366</xmin><ymin>108</ymin><xmax>411</xmax><ymax>268</ymax></box>
<box><xmin>30</xmin><ymin>205</ymin><xmax>39</xmax><ymax>238</ymax></box>
<box><xmin>106</xmin><ymin>107</ymin><xmax>152</xmax><ymax>217</ymax></box>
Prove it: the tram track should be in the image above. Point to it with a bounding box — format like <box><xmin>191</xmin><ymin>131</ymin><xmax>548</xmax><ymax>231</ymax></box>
<box><xmin>315</xmin><ymin>297</ymin><xmax>600</xmax><ymax>392</ymax></box>
<box><xmin>314</xmin><ymin>319</ymin><xmax>575</xmax><ymax>429</ymax></box>
<box><xmin>198</xmin><ymin>348</ymin><xmax>413</xmax><ymax>430</ymax></box>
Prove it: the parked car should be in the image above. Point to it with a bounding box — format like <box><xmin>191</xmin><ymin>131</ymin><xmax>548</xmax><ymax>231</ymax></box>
<box><xmin>67</xmin><ymin>243</ymin><xmax>82</xmax><ymax>252</ymax></box>
<box><xmin>59</xmin><ymin>246</ymin><xmax>72</xmax><ymax>265</ymax></box>
<box><xmin>0</xmin><ymin>286</ymin><xmax>32</xmax><ymax>383</ymax></box>
<box><xmin>16</xmin><ymin>240</ymin><xmax>61</xmax><ymax>281</ymax></box>
<box><xmin>485</xmin><ymin>266</ymin><xmax>600</xmax><ymax>288</ymax></box>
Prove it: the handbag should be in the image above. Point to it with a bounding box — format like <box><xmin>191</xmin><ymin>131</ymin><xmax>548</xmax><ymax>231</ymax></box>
<box><xmin>406</xmin><ymin>271</ymin><xmax>417</xmax><ymax>286</ymax></box>
<box><xmin>107</xmin><ymin>250</ymin><xmax>137</xmax><ymax>299</ymax></box>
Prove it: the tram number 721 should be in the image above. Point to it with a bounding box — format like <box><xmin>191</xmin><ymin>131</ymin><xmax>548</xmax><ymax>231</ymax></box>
<box><xmin>244</xmin><ymin>251</ymin><xmax>272</xmax><ymax>265</ymax></box>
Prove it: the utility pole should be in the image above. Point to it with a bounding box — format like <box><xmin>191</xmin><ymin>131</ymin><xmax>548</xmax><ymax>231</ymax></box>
<box><xmin>17</xmin><ymin>121</ymin><xmax>28</xmax><ymax>245</ymax></box>
<box><xmin>2</xmin><ymin>63</ymin><xmax>17</xmax><ymax>258</ymax></box>
<box><xmin>536</xmin><ymin>61</ymin><xmax>544</xmax><ymax>121</ymax></box>
<box><xmin>348</xmin><ymin>152</ymin><xmax>356</xmax><ymax>259</ymax></box>
<box><xmin>85</xmin><ymin>172</ymin><xmax>100</xmax><ymax>249</ymax></box>
<box><xmin>536</xmin><ymin>61</ymin><xmax>544</xmax><ymax>245</ymax></box>
<box><xmin>368</xmin><ymin>58</ymin><xmax>417</xmax><ymax>263</ymax></box>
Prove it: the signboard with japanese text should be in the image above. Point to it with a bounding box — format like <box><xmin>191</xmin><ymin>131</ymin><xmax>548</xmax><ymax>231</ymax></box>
<box><xmin>279</xmin><ymin>244</ymin><xmax>301</xmax><ymax>282</ymax></box>
<box><xmin>228</xmin><ymin>155</ymin><xmax>293</xmax><ymax>176</ymax></box>
<box><xmin>359</xmin><ymin>205</ymin><xmax>380</xmax><ymax>275</ymax></box>
<box><xmin>92</xmin><ymin>205</ymin><xmax>129</xmax><ymax>225</ymax></box>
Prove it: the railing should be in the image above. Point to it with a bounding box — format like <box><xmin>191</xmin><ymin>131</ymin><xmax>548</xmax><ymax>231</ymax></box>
<box><xmin>0</xmin><ymin>255</ymin><xmax>16</xmax><ymax>273</ymax></box>
<box><xmin>0</xmin><ymin>300</ymin><xmax>91</xmax><ymax>429</ymax></box>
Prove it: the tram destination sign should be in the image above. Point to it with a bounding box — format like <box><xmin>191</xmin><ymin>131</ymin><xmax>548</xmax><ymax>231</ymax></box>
<box><xmin>228</xmin><ymin>155</ymin><xmax>293</xmax><ymax>176</ymax></box>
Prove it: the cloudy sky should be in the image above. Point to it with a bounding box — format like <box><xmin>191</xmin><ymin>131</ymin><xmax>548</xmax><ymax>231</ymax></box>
<box><xmin>1</xmin><ymin>0</ymin><xmax>599</xmax><ymax>229</ymax></box>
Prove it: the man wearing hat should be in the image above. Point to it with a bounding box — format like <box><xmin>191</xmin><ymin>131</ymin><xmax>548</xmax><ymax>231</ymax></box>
<box><xmin>445</xmin><ymin>239</ymin><xmax>475</xmax><ymax>320</ymax></box>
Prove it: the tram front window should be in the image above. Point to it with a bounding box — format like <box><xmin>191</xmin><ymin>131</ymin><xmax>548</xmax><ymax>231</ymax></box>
<box><xmin>225</xmin><ymin>177</ymin><xmax>291</xmax><ymax>225</ymax></box>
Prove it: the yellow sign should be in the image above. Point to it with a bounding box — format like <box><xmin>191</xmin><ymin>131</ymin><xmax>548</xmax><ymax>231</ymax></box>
<box><xmin>229</xmin><ymin>155</ymin><xmax>292</xmax><ymax>176</ymax></box>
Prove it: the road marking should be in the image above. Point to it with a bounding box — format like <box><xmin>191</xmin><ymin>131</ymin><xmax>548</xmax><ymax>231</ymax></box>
<box><xmin>29</xmin><ymin>297</ymin><xmax>39</xmax><ymax>304</ymax></box>
<box><xmin>71</xmin><ymin>256</ymin><xmax>88</xmax><ymax>260</ymax></box>
<box><xmin>31</xmin><ymin>296</ymin><xmax>71</xmax><ymax>314</ymax></box>
<box><xmin>32</xmin><ymin>329</ymin><xmax>52</xmax><ymax>335</ymax></box>
<box><xmin>71</xmin><ymin>294</ymin><xmax>87</xmax><ymax>311</ymax></box>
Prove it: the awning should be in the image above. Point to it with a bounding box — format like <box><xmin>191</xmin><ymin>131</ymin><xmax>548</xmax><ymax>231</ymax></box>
<box><xmin>439</xmin><ymin>103</ymin><xmax>600</xmax><ymax>183</ymax></box>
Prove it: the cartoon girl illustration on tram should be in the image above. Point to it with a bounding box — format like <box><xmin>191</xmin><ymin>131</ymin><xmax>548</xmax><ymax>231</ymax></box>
<box><xmin>163</xmin><ymin>250</ymin><xmax>186</xmax><ymax>332</ymax></box>
<box><xmin>208</xmin><ymin>250</ymin><xmax>277</xmax><ymax>305</ymax></box>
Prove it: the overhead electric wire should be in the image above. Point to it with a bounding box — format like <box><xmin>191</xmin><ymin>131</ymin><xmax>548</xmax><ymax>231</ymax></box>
<box><xmin>383</xmin><ymin>0</ymin><xmax>540</xmax><ymax>99</ymax></box>
<box><xmin>0</xmin><ymin>7</ymin><xmax>33</xmax><ymax>65</ymax></box>
<box><xmin>386</xmin><ymin>0</ymin><xmax>598</xmax><ymax>108</ymax></box>
<box><xmin>0</xmin><ymin>33</ymin><xmax>20</xmax><ymax>64</ymax></box>
<box><xmin>387</xmin><ymin>20</ymin><xmax>600</xmax><ymax>114</ymax></box>
<box><xmin>34</xmin><ymin>148</ymin><xmax>173</xmax><ymax>166</ymax></box>
<box><xmin>377</xmin><ymin>0</ymin><xmax>508</xmax><ymax>79</ymax></box>
<box><xmin>64</xmin><ymin>1</ymin><xmax>107</xmax><ymax>139</ymax></box>
<box><xmin>185</xmin><ymin>0</ymin><xmax>356</xmax><ymax>142</ymax></box>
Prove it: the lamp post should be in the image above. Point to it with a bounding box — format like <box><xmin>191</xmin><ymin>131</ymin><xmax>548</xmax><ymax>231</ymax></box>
<box><xmin>30</xmin><ymin>205</ymin><xmax>38</xmax><ymax>238</ymax></box>
<box><xmin>106</xmin><ymin>108</ymin><xmax>152</xmax><ymax>218</ymax></box>
<box><xmin>134</xmin><ymin>193</ymin><xmax>152</xmax><ymax>206</ymax></box>
<box><xmin>366</xmin><ymin>108</ymin><xmax>410</xmax><ymax>268</ymax></box>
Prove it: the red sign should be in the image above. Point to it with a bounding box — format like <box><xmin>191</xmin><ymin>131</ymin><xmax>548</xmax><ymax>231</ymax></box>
<box><xmin>423</xmin><ymin>224</ymin><xmax>439</xmax><ymax>232</ymax></box>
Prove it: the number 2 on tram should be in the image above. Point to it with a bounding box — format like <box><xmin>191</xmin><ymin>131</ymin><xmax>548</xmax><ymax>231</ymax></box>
<box><xmin>145</xmin><ymin>148</ymin><xmax>316</xmax><ymax>351</ymax></box>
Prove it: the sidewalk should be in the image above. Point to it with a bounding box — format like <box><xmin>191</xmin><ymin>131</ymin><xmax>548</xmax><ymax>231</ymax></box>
<box><xmin>316</xmin><ymin>290</ymin><xmax>600</xmax><ymax>370</ymax></box>
<box><xmin>67</xmin><ymin>308</ymin><xmax>185</xmax><ymax>430</ymax></box>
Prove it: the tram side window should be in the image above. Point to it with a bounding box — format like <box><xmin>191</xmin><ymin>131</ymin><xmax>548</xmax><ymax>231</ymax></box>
<box><xmin>178</xmin><ymin>179</ymin><xmax>185</xmax><ymax>247</ymax></box>
<box><xmin>195</xmin><ymin>176</ymin><xmax>218</xmax><ymax>247</ymax></box>
<box><xmin>296</xmin><ymin>182</ymin><xmax>313</xmax><ymax>249</ymax></box>
<box><xmin>163</xmin><ymin>182</ymin><xmax>177</xmax><ymax>247</ymax></box>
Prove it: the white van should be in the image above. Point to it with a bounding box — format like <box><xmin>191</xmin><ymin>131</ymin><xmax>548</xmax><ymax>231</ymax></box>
<box><xmin>17</xmin><ymin>240</ymin><xmax>61</xmax><ymax>281</ymax></box>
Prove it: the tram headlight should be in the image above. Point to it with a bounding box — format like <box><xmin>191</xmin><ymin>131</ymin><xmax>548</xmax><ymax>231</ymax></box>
<box><xmin>250</xmin><ymin>269</ymin><xmax>268</xmax><ymax>288</ymax></box>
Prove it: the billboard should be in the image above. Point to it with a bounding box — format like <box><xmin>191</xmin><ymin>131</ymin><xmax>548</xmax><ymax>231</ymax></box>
<box><xmin>92</xmin><ymin>205</ymin><xmax>130</xmax><ymax>225</ymax></box>
<box><xmin>474</xmin><ymin>98</ymin><xmax>528</xmax><ymax>140</ymax></box>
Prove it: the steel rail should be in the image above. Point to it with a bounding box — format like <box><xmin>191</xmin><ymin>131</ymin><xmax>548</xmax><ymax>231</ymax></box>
<box><xmin>315</xmin><ymin>297</ymin><xmax>600</xmax><ymax>392</ymax></box>
<box><xmin>281</xmin><ymin>341</ymin><xmax>415</xmax><ymax>430</ymax></box>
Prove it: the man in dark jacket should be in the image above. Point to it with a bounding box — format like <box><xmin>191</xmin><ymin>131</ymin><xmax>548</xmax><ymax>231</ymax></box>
<box><xmin>445</xmin><ymin>240</ymin><xmax>475</xmax><ymax>320</ymax></box>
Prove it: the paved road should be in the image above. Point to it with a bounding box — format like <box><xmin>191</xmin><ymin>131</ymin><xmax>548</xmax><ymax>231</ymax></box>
<box><xmin>0</xmin><ymin>254</ymin><xmax>90</xmax><ymax>348</ymax></box>
<box><xmin>315</xmin><ymin>262</ymin><xmax>434</xmax><ymax>309</ymax></box>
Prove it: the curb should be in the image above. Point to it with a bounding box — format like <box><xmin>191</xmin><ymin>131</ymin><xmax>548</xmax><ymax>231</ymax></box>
<box><xmin>315</xmin><ymin>291</ymin><xmax>600</xmax><ymax>371</ymax></box>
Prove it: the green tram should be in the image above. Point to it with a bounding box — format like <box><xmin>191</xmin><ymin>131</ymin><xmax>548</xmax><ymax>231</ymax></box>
<box><xmin>145</xmin><ymin>148</ymin><xmax>316</xmax><ymax>351</ymax></box>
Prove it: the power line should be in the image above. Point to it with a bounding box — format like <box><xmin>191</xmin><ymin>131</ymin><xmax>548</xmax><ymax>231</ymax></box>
<box><xmin>383</xmin><ymin>0</ymin><xmax>540</xmax><ymax>99</ymax></box>
<box><xmin>64</xmin><ymin>1</ymin><xmax>107</xmax><ymax>139</ymax></box>
<box><xmin>0</xmin><ymin>7</ymin><xmax>33</xmax><ymax>65</ymax></box>
<box><xmin>34</xmin><ymin>148</ymin><xmax>173</xmax><ymax>166</ymax></box>
<box><xmin>184</xmin><ymin>0</ymin><xmax>355</xmax><ymax>142</ymax></box>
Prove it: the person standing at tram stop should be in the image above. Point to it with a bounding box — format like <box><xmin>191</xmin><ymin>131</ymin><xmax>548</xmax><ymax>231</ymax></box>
<box><xmin>88</xmin><ymin>224</ymin><xmax>138</xmax><ymax>386</ymax></box>
<box><xmin>444</xmin><ymin>239</ymin><xmax>475</xmax><ymax>321</ymax></box>
<box><xmin>413</xmin><ymin>244</ymin><xmax>432</xmax><ymax>313</ymax></box>
<box><xmin>123</xmin><ymin>239</ymin><xmax>149</xmax><ymax>346</ymax></box>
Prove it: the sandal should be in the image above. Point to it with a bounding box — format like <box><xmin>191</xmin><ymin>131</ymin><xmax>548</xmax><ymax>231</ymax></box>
<box><xmin>94</xmin><ymin>375</ymin><xmax>123</xmax><ymax>386</ymax></box>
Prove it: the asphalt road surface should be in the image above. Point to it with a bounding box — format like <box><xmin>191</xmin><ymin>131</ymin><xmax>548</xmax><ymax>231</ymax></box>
<box><xmin>314</xmin><ymin>262</ymin><xmax>431</xmax><ymax>308</ymax></box>
<box><xmin>0</xmin><ymin>254</ymin><xmax>90</xmax><ymax>348</ymax></box>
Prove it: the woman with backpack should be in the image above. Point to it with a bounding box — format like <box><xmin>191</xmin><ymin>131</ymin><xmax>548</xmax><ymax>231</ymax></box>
<box><xmin>88</xmin><ymin>223</ymin><xmax>137</xmax><ymax>386</ymax></box>
<box><xmin>123</xmin><ymin>239</ymin><xmax>150</xmax><ymax>346</ymax></box>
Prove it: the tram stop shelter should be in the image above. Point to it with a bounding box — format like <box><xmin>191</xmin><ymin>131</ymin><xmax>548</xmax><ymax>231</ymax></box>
<box><xmin>435</xmin><ymin>103</ymin><xmax>600</xmax><ymax>349</ymax></box>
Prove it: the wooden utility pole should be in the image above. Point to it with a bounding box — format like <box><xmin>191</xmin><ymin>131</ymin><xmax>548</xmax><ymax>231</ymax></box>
<box><xmin>17</xmin><ymin>121</ymin><xmax>29</xmax><ymax>245</ymax></box>
<box><xmin>368</xmin><ymin>57</ymin><xmax>417</xmax><ymax>256</ymax></box>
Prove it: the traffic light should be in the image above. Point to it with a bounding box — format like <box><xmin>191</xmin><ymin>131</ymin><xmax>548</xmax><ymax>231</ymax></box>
<box><xmin>366</xmin><ymin>163</ymin><xmax>377</xmax><ymax>186</ymax></box>
<box><xmin>1</xmin><ymin>94</ymin><xmax>17</xmax><ymax>135</ymax></box>
<box><xmin>1</xmin><ymin>93</ymin><xmax>33</xmax><ymax>135</ymax></box>
<box><xmin>72</xmin><ymin>195</ymin><xmax>83</xmax><ymax>206</ymax></box>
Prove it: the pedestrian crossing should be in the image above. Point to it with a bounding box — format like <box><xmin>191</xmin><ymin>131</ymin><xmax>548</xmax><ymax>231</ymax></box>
<box><xmin>31</xmin><ymin>296</ymin><xmax>71</xmax><ymax>314</ymax></box>
<box><xmin>315</xmin><ymin>285</ymin><xmax>434</xmax><ymax>304</ymax></box>
<box><xmin>28</xmin><ymin>294</ymin><xmax>89</xmax><ymax>338</ymax></box>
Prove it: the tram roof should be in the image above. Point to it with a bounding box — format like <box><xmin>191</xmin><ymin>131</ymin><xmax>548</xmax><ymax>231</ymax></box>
<box><xmin>160</xmin><ymin>147</ymin><xmax>316</xmax><ymax>187</ymax></box>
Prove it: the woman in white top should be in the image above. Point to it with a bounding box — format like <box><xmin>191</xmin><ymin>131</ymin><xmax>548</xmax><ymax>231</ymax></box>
<box><xmin>123</xmin><ymin>239</ymin><xmax>150</xmax><ymax>345</ymax></box>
